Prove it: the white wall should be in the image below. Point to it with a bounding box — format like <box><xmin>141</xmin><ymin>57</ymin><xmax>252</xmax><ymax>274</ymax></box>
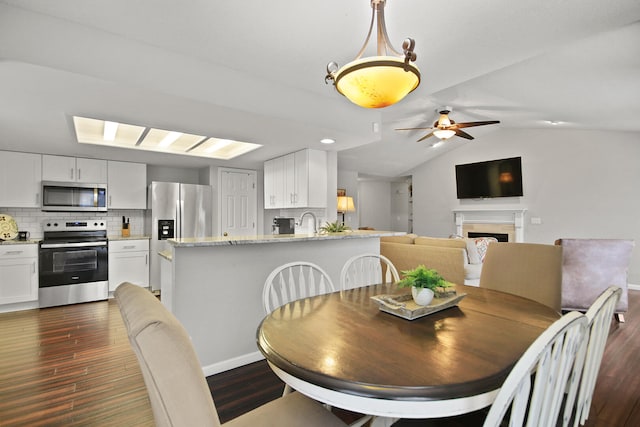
<box><xmin>358</xmin><ymin>180</ymin><xmax>392</xmax><ymax>230</ymax></box>
<box><xmin>390</xmin><ymin>180</ymin><xmax>411</xmax><ymax>232</ymax></box>
<box><xmin>410</xmin><ymin>127</ymin><xmax>640</xmax><ymax>283</ymax></box>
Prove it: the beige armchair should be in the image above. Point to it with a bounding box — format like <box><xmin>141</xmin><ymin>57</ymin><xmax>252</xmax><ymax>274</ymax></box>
<box><xmin>480</xmin><ymin>242</ymin><xmax>563</xmax><ymax>313</ymax></box>
<box><xmin>555</xmin><ymin>238</ymin><xmax>634</xmax><ymax>322</ymax></box>
<box><xmin>114</xmin><ymin>282</ymin><xmax>347</xmax><ymax>427</ymax></box>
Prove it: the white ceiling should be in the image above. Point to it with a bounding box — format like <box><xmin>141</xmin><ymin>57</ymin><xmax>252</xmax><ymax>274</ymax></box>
<box><xmin>1</xmin><ymin>0</ymin><xmax>639</xmax><ymax>177</ymax></box>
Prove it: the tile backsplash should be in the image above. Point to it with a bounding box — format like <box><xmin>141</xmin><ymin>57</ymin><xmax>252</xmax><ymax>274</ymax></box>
<box><xmin>0</xmin><ymin>207</ymin><xmax>145</xmax><ymax>239</ymax></box>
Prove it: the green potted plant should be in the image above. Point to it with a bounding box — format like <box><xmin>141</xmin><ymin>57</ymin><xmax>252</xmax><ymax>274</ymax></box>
<box><xmin>396</xmin><ymin>265</ymin><xmax>453</xmax><ymax>306</ymax></box>
<box><xmin>318</xmin><ymin>220</ymin><xmax>351</xmax><ymax>233</ymax></box>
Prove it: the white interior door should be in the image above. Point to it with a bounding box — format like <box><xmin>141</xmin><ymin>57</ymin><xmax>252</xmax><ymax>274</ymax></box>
<box><xmin>220</xmin><ymin>169</ymin><xmax>257</xmax><ymax>237</ymax></box>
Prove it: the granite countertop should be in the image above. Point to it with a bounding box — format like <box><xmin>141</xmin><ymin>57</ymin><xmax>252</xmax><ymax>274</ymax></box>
<box><xmin>168</xmin><ymin>230</ymin><xmax>406</xmax><ymax>248</ymax></box>
<box><xmin>108</xmin><ymin>235</ymin><xmax>151</xmax><ymax>241</ymax></box>
<box><xmin>0</xmin><ymin>239</ymin><xmax>40</xmax><ymax>245</ymax></box>
<box><xmin>158</xmin><ymin>250</ymin><xmax>172</xmax><ymax>261</ymax></box>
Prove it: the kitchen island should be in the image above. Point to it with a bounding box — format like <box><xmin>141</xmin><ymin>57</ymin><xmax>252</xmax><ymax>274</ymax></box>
<box><xmin>163</xmin><ymin>230</ymin><xmax>404</xmax><ymax>375</ymax></box>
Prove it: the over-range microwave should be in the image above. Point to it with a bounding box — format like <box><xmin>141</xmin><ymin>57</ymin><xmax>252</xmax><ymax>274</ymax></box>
<box><xmin>41</xmin><ymin>181</ymin><xmax>108</xmax><ymax>212</ymax></box>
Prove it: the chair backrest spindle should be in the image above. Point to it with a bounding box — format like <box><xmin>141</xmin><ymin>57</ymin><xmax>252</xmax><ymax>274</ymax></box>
<box><xmin>263</xmin><ymin>262</ymin><xmax>336</xmax><ymax>313</ymax></box>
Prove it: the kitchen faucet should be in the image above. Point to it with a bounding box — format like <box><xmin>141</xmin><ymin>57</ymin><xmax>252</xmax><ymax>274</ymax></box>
<box><xmin>298</xmin><ymin>211</ymin><xmax>318</xmax><ymax>234</ymax></box>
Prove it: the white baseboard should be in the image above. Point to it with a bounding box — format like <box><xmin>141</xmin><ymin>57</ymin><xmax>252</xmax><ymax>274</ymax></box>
<box><xmin>629</xmin><ymin>283</ymin><xmax>639</xmax><ymax>291</ymax></box>
<box><xmin>202</xmin><ymin>351</ymin><xmax>265</xmax><ymax>377</ymax></box>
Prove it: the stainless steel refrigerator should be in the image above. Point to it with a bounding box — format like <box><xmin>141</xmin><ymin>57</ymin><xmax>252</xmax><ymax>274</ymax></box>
<box><xmin>146</xmin><ymin>181</ymin><xmax>213</xmax><ymax>291</ymax></box>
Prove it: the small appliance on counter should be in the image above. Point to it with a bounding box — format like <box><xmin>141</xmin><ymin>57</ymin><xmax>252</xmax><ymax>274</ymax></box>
<box><xmin>272</xmin><ymin>217</ymin><xmax>295</xmax><ymax>235</ymax></box>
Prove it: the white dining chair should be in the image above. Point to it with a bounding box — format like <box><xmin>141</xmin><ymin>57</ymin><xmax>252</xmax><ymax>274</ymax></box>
<box><xmin>262</xmin><ymin>261</ymin><xmax>336</xmax><ymax>314</ymax></box>
<box><xmin>562</xmin><ymin>286</ymin><xmax>622</xmax><ymax>427</ymax></box>
<box><xmin>482</xmin><ymin>311</ymin><xmax>588</xmax><ymax>427</ymax></box>
<box><xmin>263</xmin><ymin>261</ymin><xmax>336</xmax><ymax>397</ymax></box>
<box><xmin>261</xmin><ymin>264</ymin><xmax>372</xmax><ymax>427</ymax></box>
<box><xmin>339</xmin><ymin>253</ymin><xmax>400</xmax><ymax>290</ymax></box>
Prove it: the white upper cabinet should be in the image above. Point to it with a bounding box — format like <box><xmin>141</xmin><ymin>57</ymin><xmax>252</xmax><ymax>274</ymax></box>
<box><xmin>264</xmin><ymin>156</ymin><xmax>285</xmax><ymax>208</ymax></box>
<box><xmin>264</xmin><ymin>149</ymin><xmax>327</xmax><ymax>209</ymax></box>
<box><xmin>0</xmin><ymin>151</ymin><xmax>41</xmax><ymax>208</ymax></box>
<box><xmin>42</xmin><ymin>155</ymin><xmax>107</xmax><ymax>183</ymax></box>
<box><xmin>107</xmin><ymin>161</ymin><xmax>147</xmax><ymax>209</ymax></box>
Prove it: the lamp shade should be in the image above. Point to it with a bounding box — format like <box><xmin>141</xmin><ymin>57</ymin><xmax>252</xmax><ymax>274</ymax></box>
<box><xmin>337</xmin><ymin>196</ymin><xmax>356</xmax><ymax>212</ymax></box>
<box><xmin>433</xmin><ymin>129</ymin><xmax>456</xmax><ymax>140</ymax></box>
<box><xmin>334</xmin><ymin>57</ymin><xmax>420</xmax><ymax>109</ymax></box>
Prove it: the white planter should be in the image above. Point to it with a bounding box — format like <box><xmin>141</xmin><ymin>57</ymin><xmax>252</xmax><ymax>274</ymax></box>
<box><xmin>412</xmin><ymin>287</ymin><xmax>435</xmax><ymax>306</ymax></box>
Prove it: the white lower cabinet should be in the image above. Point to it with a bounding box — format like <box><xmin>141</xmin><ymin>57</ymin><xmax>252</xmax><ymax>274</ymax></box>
<box><xmin>0</xmin><ymin>245</ymin><xmax>38</xmax><ymax>305</ymax></box>
<box><xmin>109</xmin><ymin>239</ymin><xmax>149</xmax><ymax>291</ymax></box>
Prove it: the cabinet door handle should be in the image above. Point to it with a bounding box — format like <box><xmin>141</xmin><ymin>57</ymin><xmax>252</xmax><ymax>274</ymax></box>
<box><xmin>32</xmin><ymin>261</ymin><xmax>36</xmax><ymax>274</ymax></box>
<box><xmin>78</xmin><ymin>168</ymin><xmax>81</xmax><ymax>181</ymax></box>
<box><xmin>123</xmin><ymin>245</ymin><xmax>135</xmax><ymax>249</ymax></box>
<box><xmin>145</xmin><ymin>254</ymin><xmax>148</xmax><ymax>265</ymax></box>
<box><xmin>109</xmin><ymin>195</ymin><xmax>112</xmax><ymax>206</ymax></box>
<box><xmin>4</xmin><ymin>250</ymin><xmax>23</xmax><ymax>255</ymax></box>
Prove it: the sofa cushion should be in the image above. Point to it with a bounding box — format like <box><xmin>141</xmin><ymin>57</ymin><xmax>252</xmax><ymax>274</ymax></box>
<box><xmin>473</xmin><ymin>237</ymin><xmax>498</xmax><ymax>262</ymax></box>
<box><xmin>414</xmin><ymin>237</ymin><xmax>467</xmax><ymax>250</ymax></box>
<box><xmin>380</xmin><ymin>241</ymin><xmax>466</xmax><ymax>285</ymax></box>
<box><xmin>464</xmin><ymin>263</ymin><xmax>483</xmax><ymax>285</ymax></box>
<box><xmin>380</xmin><ymin>234</ymin><xmax>418</xmax><ymax>244</ymax></box>
<box><xmin>464</xmin><ymin>238</ymin><xmax>481</xmax><ymax>264</ymax></box>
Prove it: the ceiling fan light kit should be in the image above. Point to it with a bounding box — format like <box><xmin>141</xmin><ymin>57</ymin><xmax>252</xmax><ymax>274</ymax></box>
<box><xmin>396</xmin><ymin>108</ymin><xmax>500</xmax><ymax>143</ymax></box>
<box><xmin>325</xmin><ymin>0</ymin><xmax>420</xmax><ymax>109</ymax></box>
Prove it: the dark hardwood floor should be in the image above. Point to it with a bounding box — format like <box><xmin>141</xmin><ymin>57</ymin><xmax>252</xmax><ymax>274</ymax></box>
<box><xmin>1</xmin><ymin>291</ymin><xmax>638</xmax><ymax>426</ymax></box>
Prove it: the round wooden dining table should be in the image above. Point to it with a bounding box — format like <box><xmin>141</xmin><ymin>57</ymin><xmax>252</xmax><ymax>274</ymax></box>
<box><xmin>256</xmin><ymin>284</ymin><xmax>560</xmax><ymax>419</ymax></box>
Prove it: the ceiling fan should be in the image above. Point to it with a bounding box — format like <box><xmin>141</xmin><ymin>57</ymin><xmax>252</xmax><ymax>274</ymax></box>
<box><xmin>395</xmin><ymin>107</ymin><xmax>500</xmax><ymax>142</ymax></box>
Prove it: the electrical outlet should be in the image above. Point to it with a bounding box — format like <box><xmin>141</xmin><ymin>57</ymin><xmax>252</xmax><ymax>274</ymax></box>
<box><xmin>531</xmin><ymin>217</ymin><xmax>542</xmax><ymax>225</ymax></box>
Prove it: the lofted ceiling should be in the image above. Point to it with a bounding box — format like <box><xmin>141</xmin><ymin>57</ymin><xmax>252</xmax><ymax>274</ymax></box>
<box><xmin>0</xmin><ymin>0</ymin><xmax>639</xmax><ymax>178</ymax></box>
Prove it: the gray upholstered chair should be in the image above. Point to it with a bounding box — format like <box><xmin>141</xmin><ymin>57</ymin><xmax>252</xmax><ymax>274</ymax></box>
<box><xmin>114</xmin><ymin>282</ymin><xmax>347</xmax><ymax>427</ymax></box>
<box><xmin>555</xmin><ymin>238</ymin><xmax>634</xmax><ymax>322</ymax></box>
<box><xmin>479</xmin><ymin>242</ymin><xmax>563</xmax><ymax>313</ymax></box>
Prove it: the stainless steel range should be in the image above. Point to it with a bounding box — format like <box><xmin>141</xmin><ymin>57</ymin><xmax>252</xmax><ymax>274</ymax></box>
<box><xmin>38</xmin><ymin>219</ymin><xmax>108</xmax><ymax>308</ymax></box>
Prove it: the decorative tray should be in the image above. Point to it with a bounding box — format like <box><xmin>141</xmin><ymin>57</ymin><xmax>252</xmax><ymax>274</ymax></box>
<box><xmin>371</xmin><ymin>292</ymin><xmax>467</xmax><ymax>320</ymax></box>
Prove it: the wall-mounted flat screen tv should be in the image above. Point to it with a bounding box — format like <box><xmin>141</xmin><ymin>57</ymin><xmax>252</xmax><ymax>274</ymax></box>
<box><xmin>455</xmin><ymin>156</ymin><xmax>523</xmax><ymax>199</ymax></box>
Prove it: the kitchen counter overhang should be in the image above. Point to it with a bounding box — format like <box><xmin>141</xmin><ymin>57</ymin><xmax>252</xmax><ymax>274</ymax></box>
<box><xmin>167</xmin><ymin>230</ymin><xmax>405</xmax><ymax>247</ymax></box>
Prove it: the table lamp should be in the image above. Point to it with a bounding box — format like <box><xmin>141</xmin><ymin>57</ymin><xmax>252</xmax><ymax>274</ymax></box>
<box><xmin>337</xmin><ymin>196</ymin><xmax>355</xmax><ymax>224</ymax></box>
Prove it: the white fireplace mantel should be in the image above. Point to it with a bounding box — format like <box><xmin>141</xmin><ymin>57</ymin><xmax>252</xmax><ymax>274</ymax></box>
<box><xmin>453</xmin><ymin>207</ymin><xmax>528</xmax><ymax>242</ymax></box>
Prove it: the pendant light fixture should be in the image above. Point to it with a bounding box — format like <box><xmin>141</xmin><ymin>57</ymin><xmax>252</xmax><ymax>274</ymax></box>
<box><xmin>325</xmin><ymin>0</ymin><xmax>420</xmax><ymax>109</ymax></box>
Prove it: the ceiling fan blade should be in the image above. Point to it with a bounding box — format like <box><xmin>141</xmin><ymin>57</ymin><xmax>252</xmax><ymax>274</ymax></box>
<box><xmin>417</xmin><ymin>132</ymin><xmax>435</xmax><ymax>142</ymax></box>
<box><xmin>455</xmin><ymin>129</ymin><xmax>475</xmax><ymax>140</ymax></box>
<box><xmin>395</xmin><ymin>127</ymin><xmax>435</xmax><ymax>131</ymax></box>
<box><xmin>455</xmin><ymin>120</ymin><xmax>500</xmax><ymax>129</ymax></box>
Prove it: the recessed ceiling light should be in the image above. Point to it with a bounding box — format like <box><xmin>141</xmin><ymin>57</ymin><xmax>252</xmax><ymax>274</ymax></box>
<box><xmin>73</xmin><ymin>116</ymin><xmax>262</xmax><ymax>160</ymax></box>
<box><xmin>546</xmin><ymin>120</ymin><xmax>562</xmax><ymax>125</ymax></box>
<box><xmin>320</xmin><ymin>138</ymin><xmax>335</xmax><ymax>144</ymax></box>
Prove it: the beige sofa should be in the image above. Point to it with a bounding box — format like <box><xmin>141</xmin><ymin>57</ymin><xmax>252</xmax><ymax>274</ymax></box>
<box><xmin>380</xmin><ymin>235</ymin><xmax>489</xmax><ymax>286</ymax></box>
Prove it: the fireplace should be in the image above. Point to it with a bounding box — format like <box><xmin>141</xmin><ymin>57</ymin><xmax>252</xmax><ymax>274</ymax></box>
<box><xmin>453</xmin><ymin>208</ymin><xmax>527</xmax><ymax>243</ymax></box>
<box><xmin>468</xmin><ymin>231</ymin><xmax>509</xmax><ymax>242</ymax></box>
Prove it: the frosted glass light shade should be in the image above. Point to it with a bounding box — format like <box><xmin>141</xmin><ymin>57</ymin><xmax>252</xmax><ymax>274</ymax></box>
<box><xmin>433</xmin><ymin>129</ymin><xmax>456</xmax><ymax>140</ymax></box>
<box><xmin>334</xmin><ymin>57</ymin><xmax>420</xmax><ymax>109</ymax></box>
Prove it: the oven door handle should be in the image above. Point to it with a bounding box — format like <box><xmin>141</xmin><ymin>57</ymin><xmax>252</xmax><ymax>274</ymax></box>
<box><xmin>40</xmin><ymin>241</ymin><xmax>108</xmax><ymax>249</ymax></box>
